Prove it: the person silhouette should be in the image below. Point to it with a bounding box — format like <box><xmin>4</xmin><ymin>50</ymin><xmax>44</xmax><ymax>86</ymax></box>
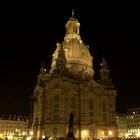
<box><xmin>69</xmin><ymin>112</ymin><xmax>74</xmax><ymax>129</ymax></box>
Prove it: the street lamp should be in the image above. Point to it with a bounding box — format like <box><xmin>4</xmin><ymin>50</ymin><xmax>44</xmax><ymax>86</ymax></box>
<box><xmin>81</xmin><ymin>130</ymin><xmax>88</xmax><ymax>140</ymax></box>
<box><xmin>108</xmin><ymin>130</ymin><xmax>112</xmax><ymax>136</ymax></box>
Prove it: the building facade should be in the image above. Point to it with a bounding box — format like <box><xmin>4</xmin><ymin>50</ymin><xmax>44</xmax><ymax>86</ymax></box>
<box><xmin>116</xmin><ymin>107</ymin><xmax>140</xmax><ymax>139</ymax></box>
<box><xmin>0</xmin><ymin>114</ymin><xmax>28</xmax><ymax>139</ymax></box>
<box><xmin>116</xmin><ymin>113</ymin><xmax>127</xmax><ymax>138</ymax></box>
<box><xmin>32</xmin><ymin>12</ymin><xmax>117</xmax><ymax>140</ymax></box>
<box><xmin>126</xmin><ymin>107</ymin><xmax>140</xmax><ymax>138</ymax></box>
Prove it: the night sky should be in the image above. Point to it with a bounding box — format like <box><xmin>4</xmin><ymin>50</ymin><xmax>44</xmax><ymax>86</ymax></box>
<box><xmin>0</xmin><ymin>2</ymin><xmax>140</xmax><ymax>114</ymax></box>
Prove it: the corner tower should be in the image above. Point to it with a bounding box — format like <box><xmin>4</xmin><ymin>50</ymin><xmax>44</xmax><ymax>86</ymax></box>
<box><xmin>98</xmin><ymin>56</ymin><xmax>114</xmax><ymax>89</ymax></box>
<box><xmin>50</xmin><ymin>10</ymin><xmax>94</xmax><ymax>81</ymax></box>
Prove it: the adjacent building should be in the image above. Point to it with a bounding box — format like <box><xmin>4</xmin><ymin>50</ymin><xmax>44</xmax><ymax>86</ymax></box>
<box><xmin>32</xmin><ymin>11</ymin><xmax>117</xmax><ymax>140</ymax></box>
<box><xmin>116</xmin><ymin>113</ymin><xmax>127</xmax><ymax>138</ymax></box>
<box><xmin>0</xmin><ymin>114</ymin><xmax>28</xmax><ymax>139</ymax></box>
<box><xmin>126</xmin><ymin>107</ymin><xmax>140</xmax><ymax>138</ymax></box>
<box><xmin>116</xmin><ymin>107</ymin><xmax>140</xmax><ymax>139</ymax></box>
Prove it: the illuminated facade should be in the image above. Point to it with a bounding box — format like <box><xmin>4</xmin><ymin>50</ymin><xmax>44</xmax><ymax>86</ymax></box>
<box><xmin>126</xmin><ymin>107</ymin><xmax>140</xmax><ymax>138</ymax></box>
<box><xmin>116</xmin><ymin>108</ymin><xmax>140</xmax><ymax>139</ymax></box>
<box><xmin>116</xmin><ymin>113</ymin><xmax>127</xmax><ymax>138</ymax></box>
<box><xmin>32</xmin><ymin>12</ymin><xmax>117</xmax><ymax>140</ymax></box>
<box><xmin>0</xmin><ymin>114</ymin><xmax>28</xmax><ymax>139</ymax></box>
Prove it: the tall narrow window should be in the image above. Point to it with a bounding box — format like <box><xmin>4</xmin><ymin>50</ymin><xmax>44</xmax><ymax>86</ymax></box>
<box><xmin>89</xmin><ymin>99</ymin><xmax>93</xmax><ymax>110</ymax></box>
<box><xmin>102</xmin><ymin>101</ymin><xmax>106</xmax><ymax>112</ymax></box>
<box><xmin>54</xmin><ymin>95</ymin><xmax>59</xmax><ymax>120</ymax></box>
<box><xmin>89</xmin><ymin>99</ymin><xmax>94</xmax><ymax>123</ymax></box>
<box><xmin>54</xmin><ymin>95</ymin><xmax>59</xmax><ymax>107</ymax></box>
<box><xmin>102</xmin><ymin>101</ymin><xmax>107</xmax><ymax>122</ymax></box>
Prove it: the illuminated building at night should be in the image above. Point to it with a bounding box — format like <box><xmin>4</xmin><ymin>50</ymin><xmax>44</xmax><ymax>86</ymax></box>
<box><xmin>116</xmin><ymin>107</ymin><xmax>140</xmax><ymax>139</ymax></box>
<box><xmin>0</xmin><ymin>114</ymin><xmax>28</xmax><ymax>139</ymax></box>
<box><xmin>32</xmin><ymin>11</ymin><xmax>117</xmax><ymax>140</ymax></box>
<box><xmin>116</xmin><ymin>113</ymin><xmax>127</xmax><ymax>138</ymax></box>
<box><xmin>126</xmin><ymin>107</ymin><xmax>140</xmax><ymax>138</ymax></box>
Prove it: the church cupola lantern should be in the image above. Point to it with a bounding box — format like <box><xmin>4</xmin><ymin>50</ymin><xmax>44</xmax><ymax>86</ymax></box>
<box><xmin>65</xmin><ymin>10</ymin><xmax>80</xmax><ymax>35</ymax></box>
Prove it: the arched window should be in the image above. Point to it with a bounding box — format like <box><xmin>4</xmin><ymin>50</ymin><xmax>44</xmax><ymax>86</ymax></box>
<box><xmin>54</xmin><ymin>95</ymin><xmax>59</xmax><ymax>107</ymax></box>
<box><xmin>73</xmin><ymin>26</ymin><xmax>78</xmax><ymax>33</ymax></box>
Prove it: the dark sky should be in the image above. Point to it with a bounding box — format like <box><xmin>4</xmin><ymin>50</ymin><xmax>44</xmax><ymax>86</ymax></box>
<box><xmin>0</xmin><ymin>2</ymin><xmax>140</xmax><ymax>114</ymax></box>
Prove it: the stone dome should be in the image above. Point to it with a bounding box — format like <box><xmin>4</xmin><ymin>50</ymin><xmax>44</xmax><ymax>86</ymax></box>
<box><xmin>50</xmin><ymin>14</ymin><xmax>94</xmax><ymax>81</ymax></box>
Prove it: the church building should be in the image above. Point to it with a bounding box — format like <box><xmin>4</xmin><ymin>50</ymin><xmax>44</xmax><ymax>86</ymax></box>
<box><xmin>32</xmin><ymin>11</ymin><xmax>117</xmax><ymax>140</ymax></box>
